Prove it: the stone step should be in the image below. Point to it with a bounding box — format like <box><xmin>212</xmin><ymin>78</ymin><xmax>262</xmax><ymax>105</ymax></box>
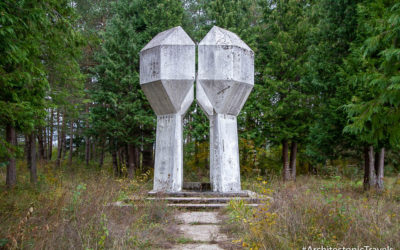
<box><xmin>145</xmin><ymin>196</ymin><xmax>268</xmax><ymax>204</ymax></box>
<box><xmin>148</xmin><ymin>191</ymin><xmax>251</xmax><ymax>197</ymax></box>
<box><xmin>178</xmin><ymin>224</ymin><xmax>228</xmax><ymax>241</ymax></box>
<box><xmin>175</xmin><ymin>211</ymin><xmax>221</xmax><ymax>224</ymax></box>
<box><xmin>172</xmin><ymin>244</ymin><xmax>223</xmax><ymax>250</ymax></box>
<box><xmin>168</xmin><ymin>203</ymin><xmax>260</xmax><ymax>209</ymax></box>
<box><xmin>183</xmin><ymin>182</ymin><xmax>211</xmax><ymax>191</ymax></box>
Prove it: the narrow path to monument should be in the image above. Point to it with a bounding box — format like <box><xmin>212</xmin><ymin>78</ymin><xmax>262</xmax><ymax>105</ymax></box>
<box><xmin>172</xmin><ymin>211</ymin><xmax>230</xmax><ymax>250</ymax></box>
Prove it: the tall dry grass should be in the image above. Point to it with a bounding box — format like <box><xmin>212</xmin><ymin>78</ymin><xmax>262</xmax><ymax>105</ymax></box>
<box><xmin>0</xmin><ymin>162</ymin><xmax>178</xmax><ymax>249</ymax></box>
<box><xmin>224</xmin><ymin>175</ymin><xmax>400</xmax><ymax>249</ymax></box>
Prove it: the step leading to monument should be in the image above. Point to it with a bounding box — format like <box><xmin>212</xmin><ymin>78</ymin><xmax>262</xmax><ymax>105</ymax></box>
<box><xmin>168</xmin><ymin>203</ymin><xmax>260</xmax><ymax>209</ymax></box>
<box><xmin>147</xmin><ymin>190</ymin><xmax>252</xmax><ymax>197</ymax></box>
<box><xmin>145</xmin><ymin>197</ymin><xmax>269</xmax><ymax>203</ymax></box>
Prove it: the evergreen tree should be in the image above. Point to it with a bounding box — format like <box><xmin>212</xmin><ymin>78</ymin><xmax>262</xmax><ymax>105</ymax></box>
<box><xmin>344</xmin><ymin>0</ymin><xmax>400</xmax><ymax>190</ymax></box>
<box><xmin>257</xmin><ymin>0</ymin><xmax>312</xmax><ymax>180</ymax></box>
<box><xmin>91</xmin><ymin>0</ymin><xmax>185</xmax><ymax>177</ymax></box>
<box><xmin>305</xmin><ymin>0</ymin><xmax>360</xmax><ymax>166</ymax></box>
<box><xmin>0</xmin><ymin>0</ymin><xmax>82</xmax><ymax>186</ymax></box>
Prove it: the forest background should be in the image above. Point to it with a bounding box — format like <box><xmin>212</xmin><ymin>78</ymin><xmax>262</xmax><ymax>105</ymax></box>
<box><xmin>1</xmin><ymin>0</ymin><xmax>400</xmax><ymax>188</ymax></box>
<box><xmin>1</xmin><ymin>0</ymin><xmax>400</xmax><ymax>248</ymax></box>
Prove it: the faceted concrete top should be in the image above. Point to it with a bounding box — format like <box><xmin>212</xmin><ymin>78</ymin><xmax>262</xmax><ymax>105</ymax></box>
<box><xmin>141</xmin><ymin>26</ymin><xmax>195</xmax><ymax>52</ymax></box>
<box><xmin>197</xmin><ymin>26</ymin><xmax>254</xmax><ymax>116</ymax></box>
<box><xmin>140</xmin><ymin>26</ymin><xmax>195</xmax><ymax>115</ymax></box>
<box><xmin>199</xmin><ymin>26</ymin><xmax>252</xmax><ymax>51</ymax></box>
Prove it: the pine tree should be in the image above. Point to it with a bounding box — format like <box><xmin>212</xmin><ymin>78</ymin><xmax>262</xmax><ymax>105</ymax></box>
<box><xmin>344</xmin><ymin>0</ymin><xmax>400</xmax><ymax>190</ymax></box>
<box><xmin>257</xmin><ymin>0</ymin><xmax>312</xmax><ymax>181</ymax></box>
<box><xmin>0</xmin><ymin>0</ymin><xmax>84</xmax><ymax>185</ymax></box>
<box><xmin>303</xmin><ymin>0</ymin><xmax>360</xmax><ymax>167</ymax></box>
<box><xmin>91</xmin><ymin>0</ymin><xmax>185</xmax><ymax>177</ymax></box>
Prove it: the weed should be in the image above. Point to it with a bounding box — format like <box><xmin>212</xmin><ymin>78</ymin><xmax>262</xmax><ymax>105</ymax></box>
<box><xmin>223</xmin><ymin>176</ymin><xmax>400</xmax><ymax>249</ymax></box>
<box><xmin>176</xmin><ymin>237</ymin><xmax>196</xmax><ymax>244</ymax></box>
<box><xmin>0</xmin><ymin>162</ymin><xmax>178</xmax><ymax>249</ymax></box>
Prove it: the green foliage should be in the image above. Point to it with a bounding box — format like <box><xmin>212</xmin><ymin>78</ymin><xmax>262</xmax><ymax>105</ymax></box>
<box><xmin>64</xmin><ymin>183</ymin><xmax>87</xmax><ymax>215</ymax></box>
<box><xmin>256</xmin><ymin>0</ymin><xmax>312</xmax><ymax>146</ymax></box>
<box><xmin>305</xmin><ymin>0</ymin><xmax>360</xmax><ymax>162</ymax></box>
<box><xmin>0</xmin><ymin>0</ymin><xmax>84</xmax><ymax>167</ymax></box>
<box><xmin>98</xmin><ymin>213</ymin><xmax>109</xmax><ymax>249</ymax></box>
<box><xmin>0</xmin><ymin>238</ymin><xmax>8</xmax><ymax>247</ymax></box>
<box><xmin>344</xmin><ymin>1</ymin><xmax>400</xmax><ymax>148</ymax></box>
<box><xmin>91</xmin><ymin>0</ymin><xmax>185</xmax><ymax>149</ymax></box>
<box><xmin>0</xmin><ymin>0</ymin><xmax>49</xmax><ymax>131</ymax></box>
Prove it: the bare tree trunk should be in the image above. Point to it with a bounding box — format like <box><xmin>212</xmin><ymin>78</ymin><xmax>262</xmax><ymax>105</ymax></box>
<box><xmin>282</xmin><ymin>139</ymin><xmax>290</xmax><ymax>181</ymax></box>
<box><xmin>62</xmin><ymin>123</ymin><xmax>67</xmax><ymax>160</ymax></box>
<box><xmin>194</xmin><ymin>141</ymin><xmax>199</xmax><ymax>165</ymax></box>
<box><xmin>112</xmin><ymin>149</ymin><xmax>118</xmax><ymax>177</ymax></box>
<box><xmin>127</xmin><ymin>144</ymin><xmax>135</xmax><ymax>179</ymax></box>
<box><xmin>85</xmin><ymin>137</ymin><xmax>90</xmax><ymax>167</ymax></box>
<box><xmin>363</xmin><ymin>146</ymin><xmax>369</xmax><ymax>190</ymax></box>
<box><xmin>28</xmin><ymin>133</ymin><xmax>37</xmax><ymax>183</ymax></box>
<box><xmin>289</xmin><ymin>141</ymin><xmax>297</xmax><ymax>181</ymax></box>
<box><xmin>26</xmin><ymin>134</ymin><xmax>31</xmax><ymax>169</ymax></box>
<box><xmin>85</xmin><ymin>104</ymin><xmax>90</xmax><ymax>167</ymax></box>
<box><xmin>118</xmin><ymin>147</ymin><xmax>125</xmax><ymax>176</ymax></box>
<box><xmin>91</xmin><ymin>138</ymin><xmax>95</xmax><ymax>161</ymax></box>
<box><xmin>368</xmin><ymin>145</ymin><xmax>376</xmax><ymax>189</ymax></box>
<box><xmin>99</xmin><ymin>140</ymin><xmax>105</xmax><ymax>168</ymax></box>
<box><xmin>56</xmin><ymin>111</ymin><xmax>65</xmax><ymax>168</ymax></box>
<box><xmin>48</xmin><ymin>109</ymin><xmax>54</xmax><ymax>160</ymax></box>
<box><xmin>376</xmin><ymin>147</ymin><xmax>385</xmax><ymax>191</ymax></box>
<box><xmin>142</xmin><ymin>143</ymin><xmax>154</xmax><ymax>171</ymax></box>
<box><xmin>57</xmin><ymin>110</ymin><xmax>60</xmax><ymax>155</ymax></box>
<box><xmin>25</xmin><ymin>134</ymin><xmax>30</xmax><ymax>163</ymax></box>
<box><xmin>68</xmin><ymin>120</ymin><xmax>73</xmax><ymax>167</ymax></box>
<box><xmin>76</xmin><ymin>121</ymin><xmax>81</xmax><ymax>159</ymax></box>
<box><xmin>374</xmin><ymin>151</ymin><xmax>379</xmax><ymax>179</ymax></box>
<box><xmin>125</xmin><ymin>145</ymin><xmax>129</xmax><ymax>174</ymax></box>
<box><xmin>134</xmin><ymin>146</ymin><xmax>140</xmax><ymax>172</ymax></box>
<box><xmin>37</xmin><ymin>128</ymin><xmax>45</xmax><ymax>161</ymax></box>
<box><xmin>6</xmin><ymin>124</ymin><xmax>17</xmax><ymax>188</ymax></box>
<box><xmin>43</xmin><ymin>126</ymin><xmax>47</xmax><ymax>161</ymax></box>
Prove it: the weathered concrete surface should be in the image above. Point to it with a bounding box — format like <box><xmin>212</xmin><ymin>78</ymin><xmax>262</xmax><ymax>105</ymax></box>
<box><xmin>182</xmin><ymin>182</ymin><xmax>211</xmax><ymax>191</ymax></box>
<box><xmin>154</xmin><ymin>114</ymin><xmax>183</xmax><ymax>191</ymax></box>
<box><xmin>210</xmin><ymin>114</ymin><xmax>241</xmax><ymax>192</ymax></box>
<box><xmin>179</xmin><ymin>224</ymin><xmax>227</xmax><ymax>242</ymax></box>
<box><xmin>148</xmin><ymin>190</ymin><xmax>250</xmax><ymax>197</ymax></box>
<box><xmin>140</xmin><ymin>26</ymin><xmax>195</xmax><ymax>192</ymax></box>
<box><xmin>197</xmin><ymin>26</ymin><xmax>254</xmax><ymax>193</ymax></box>
<box><xmin>173</xmin><ymin>211</ymin><xmax>228</xmax><ymax>249</ymax></box>
<box><xmin>172</xmin><ymin>244</ymin><xmax>223</xmax><ymax>250</ymax></box>
<box><xmin>175</xmin><ymin>211</ymin><xmax>221</xmax><ymax>224</ymax></box>
<box><xmin>168</xmin><ymin>203</ymin><xmax>259</xmax><ymax>209</ymax></box>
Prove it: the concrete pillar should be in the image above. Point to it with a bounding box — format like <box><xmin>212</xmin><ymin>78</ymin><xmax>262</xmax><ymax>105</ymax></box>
<box><xmin>140</xmin><ymin>26</ymin><xmax>195</xmax><ymax>192</ymax></box>
<box><xmin>197</xmin><ymin>26</ymin><xmax>254</xmax><ymax>192</ymax></box>
<box><xmin>210</xmin><ymin>114</ymin><xmax>241</xmax><ymax>192</ymax></box>
<box><xmin>154</xmin><ymin>114</ymin><xmax>183</xmax><ymax>191</ymax></box>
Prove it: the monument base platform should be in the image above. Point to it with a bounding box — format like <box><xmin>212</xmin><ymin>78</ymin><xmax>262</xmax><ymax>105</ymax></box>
<box><xmin>149</xmin><ymin>182</ymin><xmax>252</xmax><ymax>197</ymax></box>
<box><xmin>148</xmin><ymin>190</ymin><xmax>251</xmax><ymax>197</ymax></box>
<box><xmin>146</xmin><ymin>185</ymin><xmax>271</xmax><ymax>209</ymax></box>
<box><xmin>109</xmin><ymin>188</ymin><xmax>271</xmax><ymax>210</ymax></box>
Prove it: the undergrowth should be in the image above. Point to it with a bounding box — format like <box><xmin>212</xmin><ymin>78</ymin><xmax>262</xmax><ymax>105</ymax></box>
<box><xmin>0</xmin><ymin>161</ymin><xmax>177</xmax><ymax>249</ymax></box>
<box><xmin>224</xmin><ymin>175</ymin><xmax>400</xmax><ymax>249</ymax></box>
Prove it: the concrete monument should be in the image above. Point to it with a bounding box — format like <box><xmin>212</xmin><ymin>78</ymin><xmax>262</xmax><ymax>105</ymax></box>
<box><xmin>140</xmin><ymin>26</ymin><xmax>195</xmax><ymax>192</ymax></box>
<box><xmin>197</xmin><ymin>26</ymin><xmax>254</xmax><ymax>192</ymax></box>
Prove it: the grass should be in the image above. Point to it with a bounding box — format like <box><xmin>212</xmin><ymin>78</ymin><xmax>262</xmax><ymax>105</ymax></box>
<box><xmin>175</xmin><ymin>236</ymin><xmax>197</xmax><ymax>244</ymax></box>
<box><xmin>0</xmin><ymin>161</ymin><xmax>178</xmax><ymax>249</ymax></box>
<box><xmin>1</xmin><ymin>160</ymin><xmax>399</xmax><ymax>249</ymax></box>
<box><xmin>223</xmin><ymin>175</ymin><xmax>400</xmax><ymax>249</ymax></box>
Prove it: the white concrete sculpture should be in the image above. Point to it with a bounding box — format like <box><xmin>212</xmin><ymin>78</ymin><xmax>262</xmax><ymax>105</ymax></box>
<box><xmin>140</xmin><ymin>26</ymin><xmax>195</xmax><ymax>192</ymax></box>
<box><xmin>197</xmin><ymin>26</ymin><xmax>254</xmax><ymax>192</ymax></box>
